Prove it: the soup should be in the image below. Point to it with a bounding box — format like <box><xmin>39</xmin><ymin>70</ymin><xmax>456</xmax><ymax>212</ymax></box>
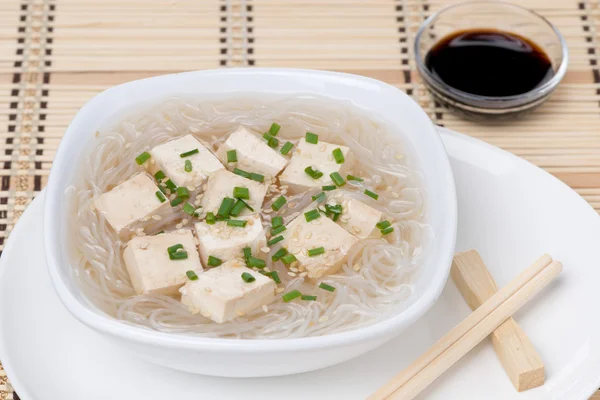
<box><xmin>69</xmin><ymin>95</ymin><xmax>430</xmax><ymax>339</ymax></box>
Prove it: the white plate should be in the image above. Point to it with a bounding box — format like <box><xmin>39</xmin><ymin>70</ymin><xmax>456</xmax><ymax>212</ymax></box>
<box><xmin>1</xmin><ymin>128</ymin><xmax>599</xmax><ymax>400</ymax></box>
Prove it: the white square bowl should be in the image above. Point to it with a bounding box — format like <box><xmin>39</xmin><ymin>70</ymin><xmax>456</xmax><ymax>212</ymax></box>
<box><xmin>43</xmin><ymin>69</ymin><xmax>457</xmax><ymax>377</ymax></box>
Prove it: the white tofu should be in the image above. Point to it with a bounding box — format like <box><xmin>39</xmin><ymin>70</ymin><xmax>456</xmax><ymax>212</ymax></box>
<box><xmin>149</xmin><ymin>135</ymin><xmax>224</xmax><ymax>189</ymax></box>
<box><xmin>279</xmin><ymin>138</ymin><xmax>353</xmax><ymax>194</ymax></box>
<box><xmin>93</xmin><ymin>173</ymin><xmax>172</xmax><ymax>241</ymax></box>
<box><xmin>335</xmin><ymin>198</ymin><xmax>383</xmax><ymax>239</ymax></box>
<box><xmin>194</xmin><ymin>214</ymin><xmax>266</xmax><ymax>267</ymax></box>
<box><xmin>123</xmin><ymin>229</ymin><xmax>202</xmax><ymax>295</ymax></box>
<box><xmin>200</xmin><ymin>169</ymin><xmax>267</xmax><ymax>216</ymax></box>
<box><xmin>217</xmin><ymin>126</ymin><xmax>289</xmax><ymax>178</ymax></box>
<box><xmin>281</xmin><ymin>211</ymin><xmax>359</xmax><ymax>279</ymax></box>
<box><xmin>180</xmin><ymin>259</ymin><xmax>276</xmax><ymax>323</ymax></box>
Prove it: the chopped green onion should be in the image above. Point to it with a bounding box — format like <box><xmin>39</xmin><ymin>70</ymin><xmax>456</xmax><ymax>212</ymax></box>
<box><xmin>268</xmin><ymin>123</ymin><xmax>281</xmax><ymax>136</ymax></box>
<box><xmin>206</xmin><ymin>212</ymin><xmax>216</xmax><ymax>225</ymax></box>
<box><xmin>229</xmin><ymin>199</ymin><xmax>246</xmax><ymax>217</ymax></box>
<box><xmin>135</xmin><ymin>152</ymin><xmax>151</xmax><ymax>165</ymax></box>
<box><xmin>376</xmin><ymin>220</ymin><xmax>391</xmax><ymax>230</ymax></box>
<box><xmin>154</xmin><ymin>170</ymin><xmax>166</xmax><ymax>181</ymax></box>
<box><xmin>305</xmin><ymin>132</ymin><xmax>318</xmax><ymax>144</ymax></box>
<box><xmin>217</xmin><ymin>197</ymin><xmax>235</xmax><ymax>218</ymax></box>
<box><xmin>263</xmin><ymin>133</ymin><xmax>279</xmax><ymax>148</ymax></box>
<box><xmin>267</xmin><ymin>235</ymin><xmax>284</xmax><ymax>246</ymax></box>
<box><xmin>381</xmin><ymin>227</ymin><xmax>394</xmax><ymax>236</ymax></box>
<box><xmin>332</xmin><ymin>148</ymin><xmax>345</xmax><ymax>164</ymax></box>
<box><xmin>184</xmin><ymin>159</ymin><xmax>193</xmax><ymax>172</ymax></box>
<box><xmin>158</xmin><ymin>184</ymin><xmax>167</xmax><ymax>194</ymax></box>
<box><xmin>271</xmin><ymin>196</ymin><xmax>287</xmax><ymax>211</ymax></box>
<box><xmin>319</xmin><ymin>283</ymin><xmax>336</xmax><ymax>292</ymax></box>
<box><xmin>233</xmin><ymin>168</ymin><xmax>250</xmax><ymax>179</ymax></box>
<box><xmin>207</xmin><ymin>256</ymin><xmax>222</xmax><ymax>267</ymax></box>
<box><xmin>271</xmin><ymin>225</ymin><xmax>286</xmax><ymax>235</ymax></box>
<box><xmin>227</xmin><ymin>219</ymin><xmax>248</xmax><ymax>228</ymax></box>
<box><xmin>183</xmin><ymin>202</ymin><xmax>196</xmax><ymax>216</ymax></box>
<box><xmin>266</xmin><ymin>270</ymin><xmax>281</xmax><ymax>284</ymax></box>
<box><xmin>233</xmin><ymin>186</ymin><xmax>250</xmax><ymax>200</ymax></box>
<box><xmin>165</xmin><ymin>179</ymin><xmax>177</xmax><ymax>192</ymax></box>
<box><xmin>364</xmin><ymin>189</ymin><xmax>379</xmax><ymax>200</ymax></box>
<box><xmin>304</xmin><ymin>209</ymin><xmax>321</xmax><ymax>222</ymax></box>
<box><xmin>347</xmin><ymin>174</ymin><xmax>364</xmax><ymax>182</ymax></box>
<box><xmin>280</xmin><ymin>141</ymin><xmax>294</xmax><ymax>155</ymax></box>
<box><xmin>170</xmin><ymin>197</ymin><xmax>183</xmax><ymax>207</ymax></box>
<box><xmin>156</xmin><ymin>230</ymin><xmax>165</xmax><ymax>235</ymax></box>
<box><xmin>249</xmin><ymin>172</ymin><xmax>264</xmax><ymax>183</ymax></box>
<box><xmin>241</xmin><ymin>272</ymin><xmax>255</xmax><ymax>283</ymax></box>
<box><xmin>180</xmin><ymin>148</ymin><xmax>199</xmax><ymax>158</ymax></box>
<box><xmin>240</xmin><ymin>198</ymin><xmax>254</xmax><ymax>212</ymax></box>
<box><xmin>155</xmin><ymin>191</ymin><xmax>167</xmax><ymax>203</ymax></box>
<box><xmin>333</xmin><ymin>213</ymin><xmax>340</xmax><ymax>222</ymax></box>
<box><xmin>169</xmin><ymin>250</ymin><xmax>188</xmax><ymax>260</ymax></box>
<box><xmin>308</xmin><ymin>247</ymin><xmax>325</xmax><ymax>257</ymax></box>
<box><xmin>322</xmin><ymin>185</ymin><xmax>336</xmax><ymax>191</ymax></box>
<box><xmin>325</xmin><ymin>204</ymin><xmax>343</xmax><ymax>215</ymax></box>
<box><xmin>167</xmin><ymin>244</ymin><xmax>183</xmax><ymax>255</ymax></box>
<box><xmin>176</xmin><ymin>187</ymin><xmax>190</xmax><ymax>200</ymax></box>
<box><xmin>312</xmin><ymin>192</ymin><xmax>326</xmax><ymax>202</ymax></box>
<box><xmin>243</xmin><ymin>247</ymin><xmax>252</xmax><ymax>259</ymax></box>
<box><xmin>186</xmin><ymin>270</ymin><xmax>198</xmax><ymax>280</ymax></box>
<box><xmin>301</xmin><ymin>295</ymin><xmax>317</xmax><ymax>301</ymax></box>
<box><xmin>227</xmin><ymin>149</ymin><xmax>237</xmax><ymax>163</ymax></box>
<box><xmin>271</xmin><ymin>216</ymin><xmax>284</xmax><ymax>228</ymax></box>
<box><xmin>281</xmin><ymin>253</ymin><xmax>297</xmax><ymax>265</ymax></box>
<box><xmin>330</xmin><ymin>172</ymin><xmax>346</xmax><ymax>187</ymax></box>
<box><xmin>247</xmin><ymin>257</ymin><xmax>266</xmax><ymax>269</ymax></box>
<box><xmin>304</xmin><ymin>166</ymin><xmax>324</xmax><ymax>180</ymax></box>
<box><xmin>272</xmin><ymin>247</ymin><xmax>288</xmax><ymax>262</ymax></box>
<box><xmin>282</xmin><ymin>289</ymin><xmax>302</xmax><ymax>303</ymax></box>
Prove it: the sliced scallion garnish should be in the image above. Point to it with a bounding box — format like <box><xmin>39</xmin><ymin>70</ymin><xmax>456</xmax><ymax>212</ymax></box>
<box><xmin>182</xmin><ymin>203</ymin><xmax>196</xmax><ymax>216</ymax></box>
<box><xmin>305</xmin><ymin>132</ymin><xmax>318</xmax><ymax>144</ymax></box>
<box><xmin>267</xmin><ymin>235</ymin><xmax>284</xmax><ymax>246</ymax></box>
<box><xmin>364</xmin><ymin>189</ymin><xmax>379</xmax><ymax>200</ymax></box>
<box><xmin>301</xmin><ymin>295</ymin><xmax>317</xmax><ymax>301</ymax></box>
<box><xmin>227</xmin><ymin>219</ymin><xmax>248</xmax><ymax>228</ymax></box>
<box><xmin>155</xmin><ymin>191</ymin><xmax>167</xmax><ymax>203</ymax></box>
<box><xmin>186</xmin><ymin>270</ymin><xmax>198</xmax><ymax>280</ymax></box>
<box><xmin>272</xmin><ymin>247</ymin><xmax>288</xmax><ymax>262</ymax></box>
<box><xmin>322</xmin><ymin>185</ymin><xmax>336</xmax><ymax>191</ymax></box>
<box><xmin>263</xmin><ymin>133</ymin><xmax>279</xmax><ymax>148</ymax></box>
<box><xmin>229</xmin><ymin>199</ymin><xmax>246</xmax><ymax>217</ymax></box>
<box><xmin>330</xmin><ymin>172</ymin><xmax>345</xmax><ymax>187</ymax></box>
<box><xmin>249</xmin><ymin>172</ymin><xmax>264</xmax><ymax>183</ymax></box>
<box><xmin>233</xmin><ymin>186</ymin><xmax>250</xmax><ymax>200</ymax></box>
<box><xmin>167</xmin><ymin>244</ymin><xmax>183</xmax><ymax>255</ymax></box>
<box><xmin>271</xmin><ymin>196</ymin><xmax>287</xmax><ymax>211</ymax></box>
<box><xmin>268</xmin><ymin>123</ymin><xmax>281</xmax><ymax>136</ymax></box>
<box><xmin>184</xmin><ymin>159</ymin><xmax>192</xmax><ymax>172</ymax></box>
<box><xmin>271</xmin><ymin>225</ymin><xmax>286</xmax><ymax>235</ymax></box>
<box><xmin>319</xmin><ymin>282</ymin><xmax>336</xmax><ymax>292</ymax></box>
<box><xmin>169</xmin><ymin>250</ymin><xmax>188</xmax><ymax>260</ymax></box>
<box><xmin>312</xmin><ymin>192</ymin><xmax>326</xmax><ymax>202</ymax></box>
<box><xmin>266</xmin><ymin>270</ymin><xmax>281</xmax><ymax>284</ymax></box>
<box><xmin>381</xmin><ymin>226</ymin><xmax>394</xmax><ymax>236</ymax></box>
<box><xmin>308</xmin><ymin>247</ymin><xmax>325</xmax><ymax>257</ymax></box>
<box><xmin>247</xmin><ymin>257</ymin><xmax>266</xmax><ymax>269</ymax></box>
<box><xmin>332</xmin><ymin>148</ymin><xmax>344</xmax><ymax>164</ymax></box>
<box><xmin>304</xmin><ymin>166</ymin><xmax>324</xmax><ymax>180</ymax></box>
<box><xmin>243</xmin><ymin>247</ymin><xmax>252</xmax><ymax>260</ymax></box>
<box><xmin>281</xmin><ymin>253</ymin><xmax>297</xmax><ymax>265</ymax></box>
<box><xmin>271</xmin><ymin>216</ymin><xmax>284</xmax><ymax>228</ymax></box>
<box><xmin>241</xmin><ymin>272</ymin><xmax>256</xmax><ymax>283</ymax></box>
<box><xmin>207</xmin><ymin>256</ymin><xmax>222</xmax><ymax>267</ymax></box>
<box><xmin>227</xmin><ymin>149</ymin><xmax>237</xmax><ymax>163</ymax></box>
<box><xmin>170</xmin><ymin>197</ymin><xmax>183</xmax><ymax>207</ymax></box>
<box><xmin>304</xmin><ymin>209</ymin><xmax>321</xmax><ymax>222</ymax></box>
<box><xmin>347</xmin><ymin>174</ymin><xmax>364</xmax><ymax>182</ymax></box>
<box><xmin>376</xmin><ymin>220</ymin><xmax>391</xmax><ymax>230</ymax></box>
<box><xmin>154</xmin><ymin>170</ymin><xmax>166</xmax><ymax>181</ymax></box>
<box><xmin>233</xmin><ymin>168</ymin><xmax>250</xmax><ymax>179</ymax></box>
<box><xmin>217</xmin><ymin>197</ymin><xmax>235</xmax><ymax>218</ymax></box>
<box><xmin>180</xmin><ymin>148</ymin><xmax>199</xmax><ymax>158</ymax></box>
<box><xmin>176</xmin><ymin>187</ymin><xmax>190</xmax><ymax>200</ymax></box>
<box><xmin>165</xmin><ymin>179</ymin><xmax>177</xmax><ymax>192</ymax></box>
<box><xmin>206</xmin><ymin>212</ymin><xmax>216</xmax><ymax>225</ymax></box>
<box><xmin>135</xmin><ymin>151</ymin><xmax>151</xmax><ymax>165</ymax></box>
<box><xmin>280</xmin><ymin>141</ymin><xmax>294</xmax><ymax>155</ymax></box>
<box><xmin>282</xmin><ymin>289</ymin><xmax>302</xmax><ymax>303</ymax></box>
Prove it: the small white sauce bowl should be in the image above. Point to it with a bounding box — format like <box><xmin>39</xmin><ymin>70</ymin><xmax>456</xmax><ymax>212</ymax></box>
<box><xmin>43</xmin><ymin>69</ymin><xmax>457</xmax><ymax>377</ymax></box>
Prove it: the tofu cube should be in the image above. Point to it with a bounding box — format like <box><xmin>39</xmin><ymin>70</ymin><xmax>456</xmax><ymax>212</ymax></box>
<box><xmin>149</xmin><ymin>135</ymin><xmax>224</xmax><ymax>189</ymax></box>
<box><xmin>279</xmin><ymin>138</ymin><xmax>353</xmax><ymax>194</ymax></box>
<box><xmin>336</xmin><ymin>198</ymin><xmax>383</xmax><ymax>239</ymax></box>
<box><xmin>93</xmin><ymin>173</ymin><xmax>172</xmax><ymax>240</ymax></box>
<box><xmin>281</xmin><ymin>211</ymin><xmax>359</xmax><ymax>279</ymax></box>
<box><xmin>201</xmin><ymin>169</ymin><xmax>267</xmax><ymax>216</ymax></box>
<box><xmin>123</xmin><ymin>229</ymin><xmax>202</xmax><ymax>295</ymax></box>
<box><xmin>217</xmin><ymin>126</ymin><xmax>289</xmax><ymax>178</ymax></box>
<box><xmin>194</xmin><ymin>214</ymin><xmax>266</xmax><ymax>267</ymax></box>
<box><xmin>180</xmin><ymin>259</ymin><xmax>276</xmax><ymax>323</ymax></box>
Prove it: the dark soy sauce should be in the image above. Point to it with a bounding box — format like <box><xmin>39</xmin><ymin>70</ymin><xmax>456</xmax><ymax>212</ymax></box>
<box><xmin>425</xmin><ymin>29</ymin><xmax>554</xmax><ymax>97</ymax></box>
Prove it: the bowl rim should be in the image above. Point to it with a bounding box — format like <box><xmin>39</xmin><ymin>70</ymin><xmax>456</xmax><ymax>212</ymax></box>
<box><xmin>43</xmin><ymin>68</ymin><xmax>457</xmax><ymax>352</ymax></box>
<box><xmin>413</xmin><ymin>0</ymin><xmax>569</xmax><ymax>109</ymax></box>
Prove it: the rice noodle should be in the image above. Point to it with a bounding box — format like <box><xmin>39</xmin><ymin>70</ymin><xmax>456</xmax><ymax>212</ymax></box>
<box><xmin>68</xmin><ymin>94</ymin><xmax>431</xmax><ymax>339</ymax></box>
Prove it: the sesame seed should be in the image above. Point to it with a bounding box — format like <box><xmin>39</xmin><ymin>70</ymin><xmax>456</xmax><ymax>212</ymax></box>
<box><xmin>236</xmin><ymin>311</ymin><xmax>246</xmax><ymax>317</ymax></box>
<box><xmin>288</xmin><ymin>272</ymin><xmax>297</xmax><ymax>277</ymax></box>
<box><xmin>151</xmin><ymin>215</ymin><xmax>162</xmax><ymax>221</ymax></box>
<box><xmin>136</xmin><ymin>227</ymin><xmax>145</xmax><ymax>233</ymax></box>
<box><xmin>288</xmin><ymin>202</ymin><xmax>297</xmax><ymax>208</ymax></box>
<box><xmin>247</xmin><ymin>218</ymin><xmax>254</xmax><ymax>225</ymax></box>
<box><xmin>319</xmin><ymin>316</ymin><xmax>329</xmax><ymax>323</ymax></box>
<box><xmin>305</xmin><ymin>232</ymin><xmax>312</xmax><ymax>239</ymax></box>
<box><xmin>392</xmin><ymin>192</ymin><xmax>400</xmax><ymax>198</ymax></box>
<box><xmin>205</xmin><ymin>287</ymin><xmax>212</xmax><ymax>292</ymax></box>
<box><xmin>290</xmin><ymin>267</ymin><xmax>299</xmax><ymax>272</ymax></box>
<box><xmin>353</xmin><ymin>264</ymin><xmax>361</xmax><ymax>271</ymax></box>
<box><xmin>327</xmin><ymin>154</ymin><xmax>334</xmax><ymax>161</ymax></box>
<box><xmin>352</xmin><ymin>226</ymin><xmax>361</xmax><ymax>234</ymax></box>
<box><xmin>125</xmin><ymin>143</ymin><xmax>132</xmax><ymax>149</ymax></box>
<box><xmin>262</xmin><ymin>305</ymin><xmax>269</xmax><ymax>313</ymax></box>
<box><xmin>201</xmin><ymin>312</ymin><xmax>212</xmax><ymax>318</ymax></box>
<box><xmin>182</xmin><ymin>219</ymin><xmax>189</xmax><ymax>225</ymax></box>
<box><xmin>138</xmin><ymin>241</ymin><xmax>149</xmax><ymax>249</ymax></box>
<box><xmin>299</xmin><ymin>272</ymin><xmax>308</xmax><ymax>278</ymax></box>
<box><xmin>276</xmin><ymin>288</ymin><xmax>285</xmax><ymax>294</ymax></box>
<box><xmin>175</xmin><ymin>223</ymin><xmax>183</xmax><ymax>229</ymax></box>
<box><xmin>396</xmin><ymin>153</ymin><xmax>404</xmax><ymax>160</ymax></box>
<box><xmin>261</xmin><ymin>246</ymin><xmax>270</xmax><ymax>253</ymax></box>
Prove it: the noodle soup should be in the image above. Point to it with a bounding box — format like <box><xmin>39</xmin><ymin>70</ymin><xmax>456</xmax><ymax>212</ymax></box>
<box><xmin>69</xmin><ymin>94</ymin><xmax>430</xmax><ymax>339</ymax></box>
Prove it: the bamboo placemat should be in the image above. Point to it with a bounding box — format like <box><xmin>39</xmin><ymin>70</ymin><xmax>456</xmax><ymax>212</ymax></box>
<box><xmin>0</xmin><ymin>0</ymin><xmax>599</xmax><ymax>398</ymax></box>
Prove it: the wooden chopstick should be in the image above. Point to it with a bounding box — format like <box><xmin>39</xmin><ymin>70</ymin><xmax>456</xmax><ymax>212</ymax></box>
<box><xmin>369</xmin><ymin>255</ymin><xmax>562</xmax><ymax>400</ymax></box>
